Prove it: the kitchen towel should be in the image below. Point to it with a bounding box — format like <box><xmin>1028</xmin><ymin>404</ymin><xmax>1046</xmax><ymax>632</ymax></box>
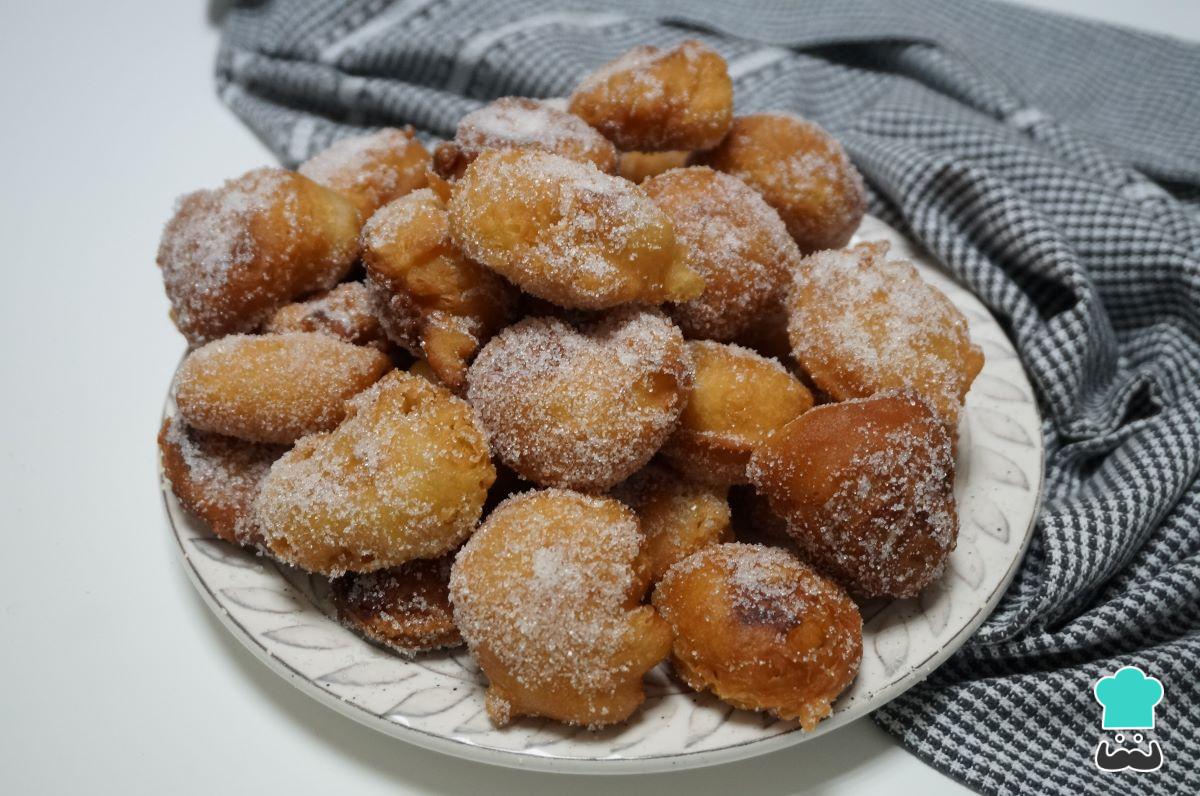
<box><xmin>217</xmin><ymin>2</ymin><xmax>1200</xmax><ymax>793</ymax></box>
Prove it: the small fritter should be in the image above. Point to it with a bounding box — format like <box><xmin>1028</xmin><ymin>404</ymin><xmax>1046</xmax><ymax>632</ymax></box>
<box><xmin>653</xmin><ymin>543</ymin><xmax>862</xmax><ymax>730</ymax></box>
<box><xmin>433</xmin><ymin>97</ymin><xmax>617</xmax><ymax>180</ymax></box>
<box><xmin>158</xmin><ymin>415</ymin><xmax>285</xmax><ymax>548</ymax></box>
<box><xmin>696</xmin><ymin>113</ymin><xmax>866</xmax><ymax>253</ymax></box>
<box><xmin>643</xmin><ymin>167</ymin><xmax>801</xmax><ymax>341</ymax></box>
<box><xmin>264</xmin><ymin>281</ymin><xmax>388</xmax><ymax>350</ymax></box>
<box><xmin>448</xmin><ymin>148</ymin><xmax>703</xmax><ymax>309</ymax></box>
<box><xmin>449</xmin><ymin>489</ymin><xmax>672</xmax><ymax>727</ymax></box>
<box><xmin>787</xmin><ymin>241</ymin><xmax>984</xmax><ymax>428</ymax></box>
<box><xmin>158</xmin><ymin>167</ymin><xmax>360</xmax><ymax>346</ymax></box>
<box><xmin>466</xmin><ymin>308</ymin><xmax>693</xmax><ymax>492</ymax></box>
<box><xmin>255</xmin><ymin>370</ymin><xmax>495</xmax><ymax>576</ymax></box>
<box><xmin>748</xmin><ymin>392</ymin><xmax>958</xmax><ymax>598</ymax></box>
<box><xmin>173</xmin><ymin>332</ymin><xmax>391</xmax><ymax>444</ymax></box>
<box><xmin>614</xmin><ymin>464</ymin><xmax>732</xmax><ymax>583</ymax></box>
<box><xmin>661</xmin><ymin>341</ymin><xmax>812</xmax><ymax>485</ymax></box>
<box><xmin>331</xmin><ymin>555</ymin><xmax>461</xmax><ymax>655</ymax></box>
<box><xmin>299</xmin><ymin>127</ymin><xmax>430</xmax><ymax>218</ymax></box>
<box><xmin>362</xmin><ymin>189</ymin><xmax>517</xmax><ymax>390</ymax></box>
<box><xmin>569</xmin><ymin>40</ymin><xmax>733</xmax><ymax>152</ymax></box>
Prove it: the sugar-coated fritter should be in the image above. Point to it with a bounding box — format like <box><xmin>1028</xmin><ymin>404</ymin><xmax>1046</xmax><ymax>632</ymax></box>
<box><xmin>264</xmin><ymin>281</ymin><xmax>388</xmax><ymax>350</ymax></box>
<box><xmin>569</xmin><ymin>40</ymin><xmax>732</xmax><ymax>152</ymax></box>
<box><xmin>787</xmin><ymin>241</ymin><xmax>983</xmax><ymax>428</ymax></box>
<box><xmin>300</xmin><ymin>127</ymin><xmax>430</xmax><ymax>218</ymax></box>
<box><xmin>643</xmin><ymin>167</ymin><xmax>801</xmax><ymax>341</ymax></box>
<box><xmin>331</xmin><ymin>555</ymin><xmax>461</xmax><ymax>655</ymax></box>
<box><xmin>158</xmin><ymin>415</ymin><xmax>285</xmax><ymax>548</ymax></box>
<box><xmin>255</xmin><ymin>370</ymin><xmax>495</xmax><ymax>576</ymax></box>
<box><xmin>614</xmin><ymin>464</ymin><xmax>732</xmax><ymax>583</ymax></box>
<box><xmin>661</xmin><ymin>341</ymin><xmax>812</xmax><ymax>485</ymax></box>
<box><xmin>449</xmin><ymin>489</ymin><xmax>672</xmax><ymax>727</ymax></box>
<box><xmin>362</xmin><ymin>189</ymin><xmax>517</xmax><ymax>390</ymax></box>
<box><xmin>617</xmin><ymin>150</ymin><xmax>690</xmax><ymax>184</ymax></box>
<box><xmin>696</xmin><ymin>113</ymin><xmax>866</xmax><ymax>253</ymax></box>
<box><xmin>748</xmin><ymin>392</ymin><xmax>957</xmax><ymax>598</ymax></box>
<box><xmin>173</xmin><ymin>332</ymin><xmax>391</xmax><ymax>444</ymax></box>
<box><xmin>466</xmin><ymin>308</ymin><xmax>693</xmax><ymax>492</ymax></box>
<box><xmin>448</xmin><ymin>149</ymin><xmax>703</xmax><ymax>309</ymax></box>
<box><xmin>653</xmin><ymin>543</ymin><xmax>862</xmax><ymax>730</ymax></box>
<box><xmin>158</xmin><ymin>167</ymin><xmax>360</xmax><ymax>346</ymax></box>
<box><xmin>433</xmin><ymin>97</ymin><xmax>617</xmax><ymax>180</ymax></box>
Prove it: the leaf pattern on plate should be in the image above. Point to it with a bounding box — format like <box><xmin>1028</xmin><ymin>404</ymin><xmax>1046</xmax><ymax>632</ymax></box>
<box><xmin>919</xmin><ymin>578</ymin><xmax>953</xmax><ymax>636</ymax></box>
<box><xmin>869</xmin><ymin>601</ymin><xmax>912</xmax><ymax>676</ymax></box>
<box><xmin>950</xmin><ymin>536</ymin><xmax>985</xmax><ymax>590</ymax></box>
<box><xmin>685</xmin><ymin>693</ymin><xmax>734</xmax><ymax>748</ymax></box>
<box><xmin>974</xmin><ymin>407</ymin><xmax>1034</xmax><ymax>446</ymax></box>
<box><xmin>968</xmin><ymin>495</ymin><xmax>1010</xmax><ymax>542</ymax></box>
<box><xmin>976</xmin><ymin>337</ymin><xmax>1017</xmax><ymax>360</ymax></box>
<box><xmin>220</xmin><ymin>587</ymin><xmax>302</xmax><ymax>614</ymax></box>
<box><xmin>263</xmin><ymin>623</ymin><xmax>348</xmax><ymax>650</ymax></box>
<box><xmin>386</xmin><ymin>685</ymin><xmax>472</xmax><ymax>719</ymax></box>
<box><xmin>974</xmin><ymin>374</ymin><xmax>1030</xmax><ymax>403</ymax></box>
<box><xmin>190</xmin><ymin>537</ymin><xmax>262</xmax><ymax>570</ymax></box>
<box><xmin>319</xmin><ymin>660</ymin><xmax>417</xmax><ymax>687</ymax></box>
<box><xmin>975</xmin><ymin>446</ymin><xmax>1031</xmax><ymax>489</ymax></box>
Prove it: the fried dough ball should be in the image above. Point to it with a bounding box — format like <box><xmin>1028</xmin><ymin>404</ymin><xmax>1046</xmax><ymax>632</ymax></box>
<box><xmin>748</xmin><ymin>392</ymin><xmax>957</xmax><ymax>598</ymax></box>
<box><xmin>696</xmin><ymin>113</ymin><xmax>866</xmax><ymax>253</ymax></box>
<box><xmin>729</xmin><ymin>485</ymin><xmax>797</xmax><ymax>551</ymax></box>
<box><xmin>362</xmin><ymin>189</ymin><xmax>517</xmax><ymax>389</ymax></box>
<box><xmin>158</xmin><ymin>415</ymin><xmax>285</xmax><ymax>548</ymax></box>
<box><xmin>652</xmin><ymin>543</ymin><xmax>862</xmax><ymax>729</ymax></box>
<box><xmin>643</xmin><ymin>167</ymin><xmax>801</xmax><ymax>341</ymax></box>
<box><xmin>614</xmin><ymin>465</ymin><xmax>732</xmax><ymax>583</ymax></box>
<box><xmin>617</xmin><ymin>150</ymin><xmax>690</xmax><ymax>184</ymax></box>
<box><xmin>569</xmin><ymin>40</ymin><xmax>732</xmax><ymax>152</ymax></box>
<box><xmin>448</xmin><ymin>149</ymin><xmax>703</xmax><ymax>310</ymax></box>
<box><xmin>466</xmin><ymin>308</ymin><xmax>693</xmax><ymax>491</ymax></box>
<box><xmin>299</xmin><ymin>127</ymin><xmax>430</xmax><ymax>219</ymax></box>
<box><xmin>174</xmin><ymin>332</ymin><xmax>391</xmax><ymax>444</ymax></box>
<box><xmin>661</xmin><ymin>341</ymin><xmax>813</xmax><ymax>485</ymax></box>
<box><xmin>432</xmin><ymin>97</ymin><xmax>617</xmax><ymax>180</ymax></box>
<box><xmin>158</xmin><ymin>167</ymin><xmax>360</xmax><ymax>345</ymax></box>
<box><xmin>255</xmin><ymin>370</ymin><xmax>495</xmax><ymax>575</ymax></box>
<box><xmin>788</xmin><ymin>241</ymin><xmax>983</xmax><ymax>428</ymax></box>
<box><xmin>264</xmin><ymin>282</ymin><xmax>388</xmax><ymax>350</ymax></box>
<box><xmin>331</xmin><ymin>555</ymin><xmax>461</xmax><ymax>655</ymax></box>
<box><xmin>449</xmin><ymin>489</ymin><xmax>672</xmax><ymax>727</ymax></box>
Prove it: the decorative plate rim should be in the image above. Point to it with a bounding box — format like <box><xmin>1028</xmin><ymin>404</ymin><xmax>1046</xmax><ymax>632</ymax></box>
<box><xmin>161</xmin><ymin>214</ymin><xmax>1045</xmax><ymax>774</ymax></box>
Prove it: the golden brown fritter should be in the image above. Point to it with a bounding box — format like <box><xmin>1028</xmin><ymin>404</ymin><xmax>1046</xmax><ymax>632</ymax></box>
<box><xmin>300</xmin><ymin>127</ymin><xmax>430</xmax><ymax>218</ymax></box>
<box><xmin>331</xmin><ymin>555</ymin><xmax>462</xmax><ymax>655</ymax></box>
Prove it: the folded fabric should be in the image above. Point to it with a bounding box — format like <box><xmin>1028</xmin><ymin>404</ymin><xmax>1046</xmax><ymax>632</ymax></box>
<box><xmin>218</xmin><ymin>2</ymin><xmax>1200</xmax><ymax>793</ymax></box>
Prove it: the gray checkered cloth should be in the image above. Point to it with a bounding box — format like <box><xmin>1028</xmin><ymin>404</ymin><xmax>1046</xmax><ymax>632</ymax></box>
<box><xmin>217</xmin><ymin>2</ymin><xmax>1200</xmax><ymax>793</ymax></box>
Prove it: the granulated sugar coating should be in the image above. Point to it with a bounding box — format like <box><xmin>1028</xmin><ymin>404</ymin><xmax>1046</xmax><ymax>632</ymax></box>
<box><xmin>158</xmin><ymin>415</ymin><xmax>285</xmax><ymax>548</ymax></box>
<box><xmin>748</xmin><ymin>392</ymin><xmax>958</xmax><ymax>599</ymax></box>
<box><xmin>660</xmin><ymin>340</ymin><xmax>813</xmax><ymax>485</ymax></box>
<box><xmin>264</xmin><ymin>281</ymin><xmax>389</xmax><ymax>350</ymax></box>
<box><xmin>449</xmin><ymin>489</ymin><xmax>672</xmax><ymax>727</ymax></box>
<box><xmin>696</xmin><ymin>113</ymin><xmax>866</xmax><ymax>253</ymax></box>
<box><xmin>330</xmin><ymin>554</ymin><xmax>462</xmax><ymax>655</ymax></box>
<box><xmin>448</xmin><ymin>149</ymin><xmax>703</xmax><ymax>309</ymax></box>
<box><xmin>466</xmin><ymin>307</ymin><xmax>693</xmax><ymax>491</ymax></box>
<box><xmin>157</xmin><ymin>167</ymin><xmax>360</xmax><ymax>345</ymax></box>
<box><xmin>361</xmin><ymin>189</ymin><xmax>517</xmax><ymax>389</ymax></box>
<box><xmin>787</xmin><ymin>241</ymin><xmax>984</xmax><ymax>427</ymax></box>
<box><xmin>569</xmin><ymin>39</ymin><xmax>733</xmax><ymax>152</ymax></box>
<box><xmin>653</xmin><ymin>543</ymin><xmax>862</xmax><ymax>730</ymax></box>
<box><xmin>300</xmin><ymin>127</ymin><xmax>430</xmax><ymax>218</ymax></box>
<box><xmin>613</xmin><ymin>464</ymin><xmax>733</xmax><ymax>583</ymax></box>
<box><xmin>255</xmin><ymin>370</ymin><xmax>495</xmax><ymax>576</ymax></box>
<box><xmin>433</xmin><ymin>97</ymin><xmax>617</xmax><ymax>179</ymax></box>
<box><xmin>643</xmin><ymin>167</ymin><xmax>801</xmax><ymax>341</ymax></box>
<box><xmin>173</xmin><ymin>332</ymin><xmax>392</xmax><ymax>444</ymax></box>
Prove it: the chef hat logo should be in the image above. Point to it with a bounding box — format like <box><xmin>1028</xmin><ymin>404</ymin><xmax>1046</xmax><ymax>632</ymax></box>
<box><xmin>1093</xmin><ymin>666</ymin><xmax>1164</xmax><ymax>730</ymax></box>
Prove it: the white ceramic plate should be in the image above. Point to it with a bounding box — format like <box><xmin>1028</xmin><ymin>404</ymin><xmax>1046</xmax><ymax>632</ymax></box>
<box><xmin>162</xmin><ymin>215</ymin><xmax>1044</xmax><ymax>774</ymax></box>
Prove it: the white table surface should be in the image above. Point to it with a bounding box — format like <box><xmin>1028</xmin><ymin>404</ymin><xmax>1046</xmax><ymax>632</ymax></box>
<box><xmin>0</xmin><ymin>1</ymin><xmax>1193</xmax><ymax>794</ymax></box>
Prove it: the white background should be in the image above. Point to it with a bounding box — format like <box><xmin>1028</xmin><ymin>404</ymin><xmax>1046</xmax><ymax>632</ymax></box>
<box><xmin>0</xmin><ymin>1</ymin><xmax>1194</xmax><ymax>794</ymax></box>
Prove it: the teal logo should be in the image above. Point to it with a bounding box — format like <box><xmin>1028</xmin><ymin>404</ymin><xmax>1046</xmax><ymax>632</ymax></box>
<box><xmin>1092</xmin><ymin>666</ymin><xmax>1164</xmax><ymax>773</ymax></box>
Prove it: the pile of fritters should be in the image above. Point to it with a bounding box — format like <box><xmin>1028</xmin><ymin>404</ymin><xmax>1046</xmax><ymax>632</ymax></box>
<box><xmin>158</xmin><ymin>39</ymin><xmax>982</xmax><ymax>732</ymax></box>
